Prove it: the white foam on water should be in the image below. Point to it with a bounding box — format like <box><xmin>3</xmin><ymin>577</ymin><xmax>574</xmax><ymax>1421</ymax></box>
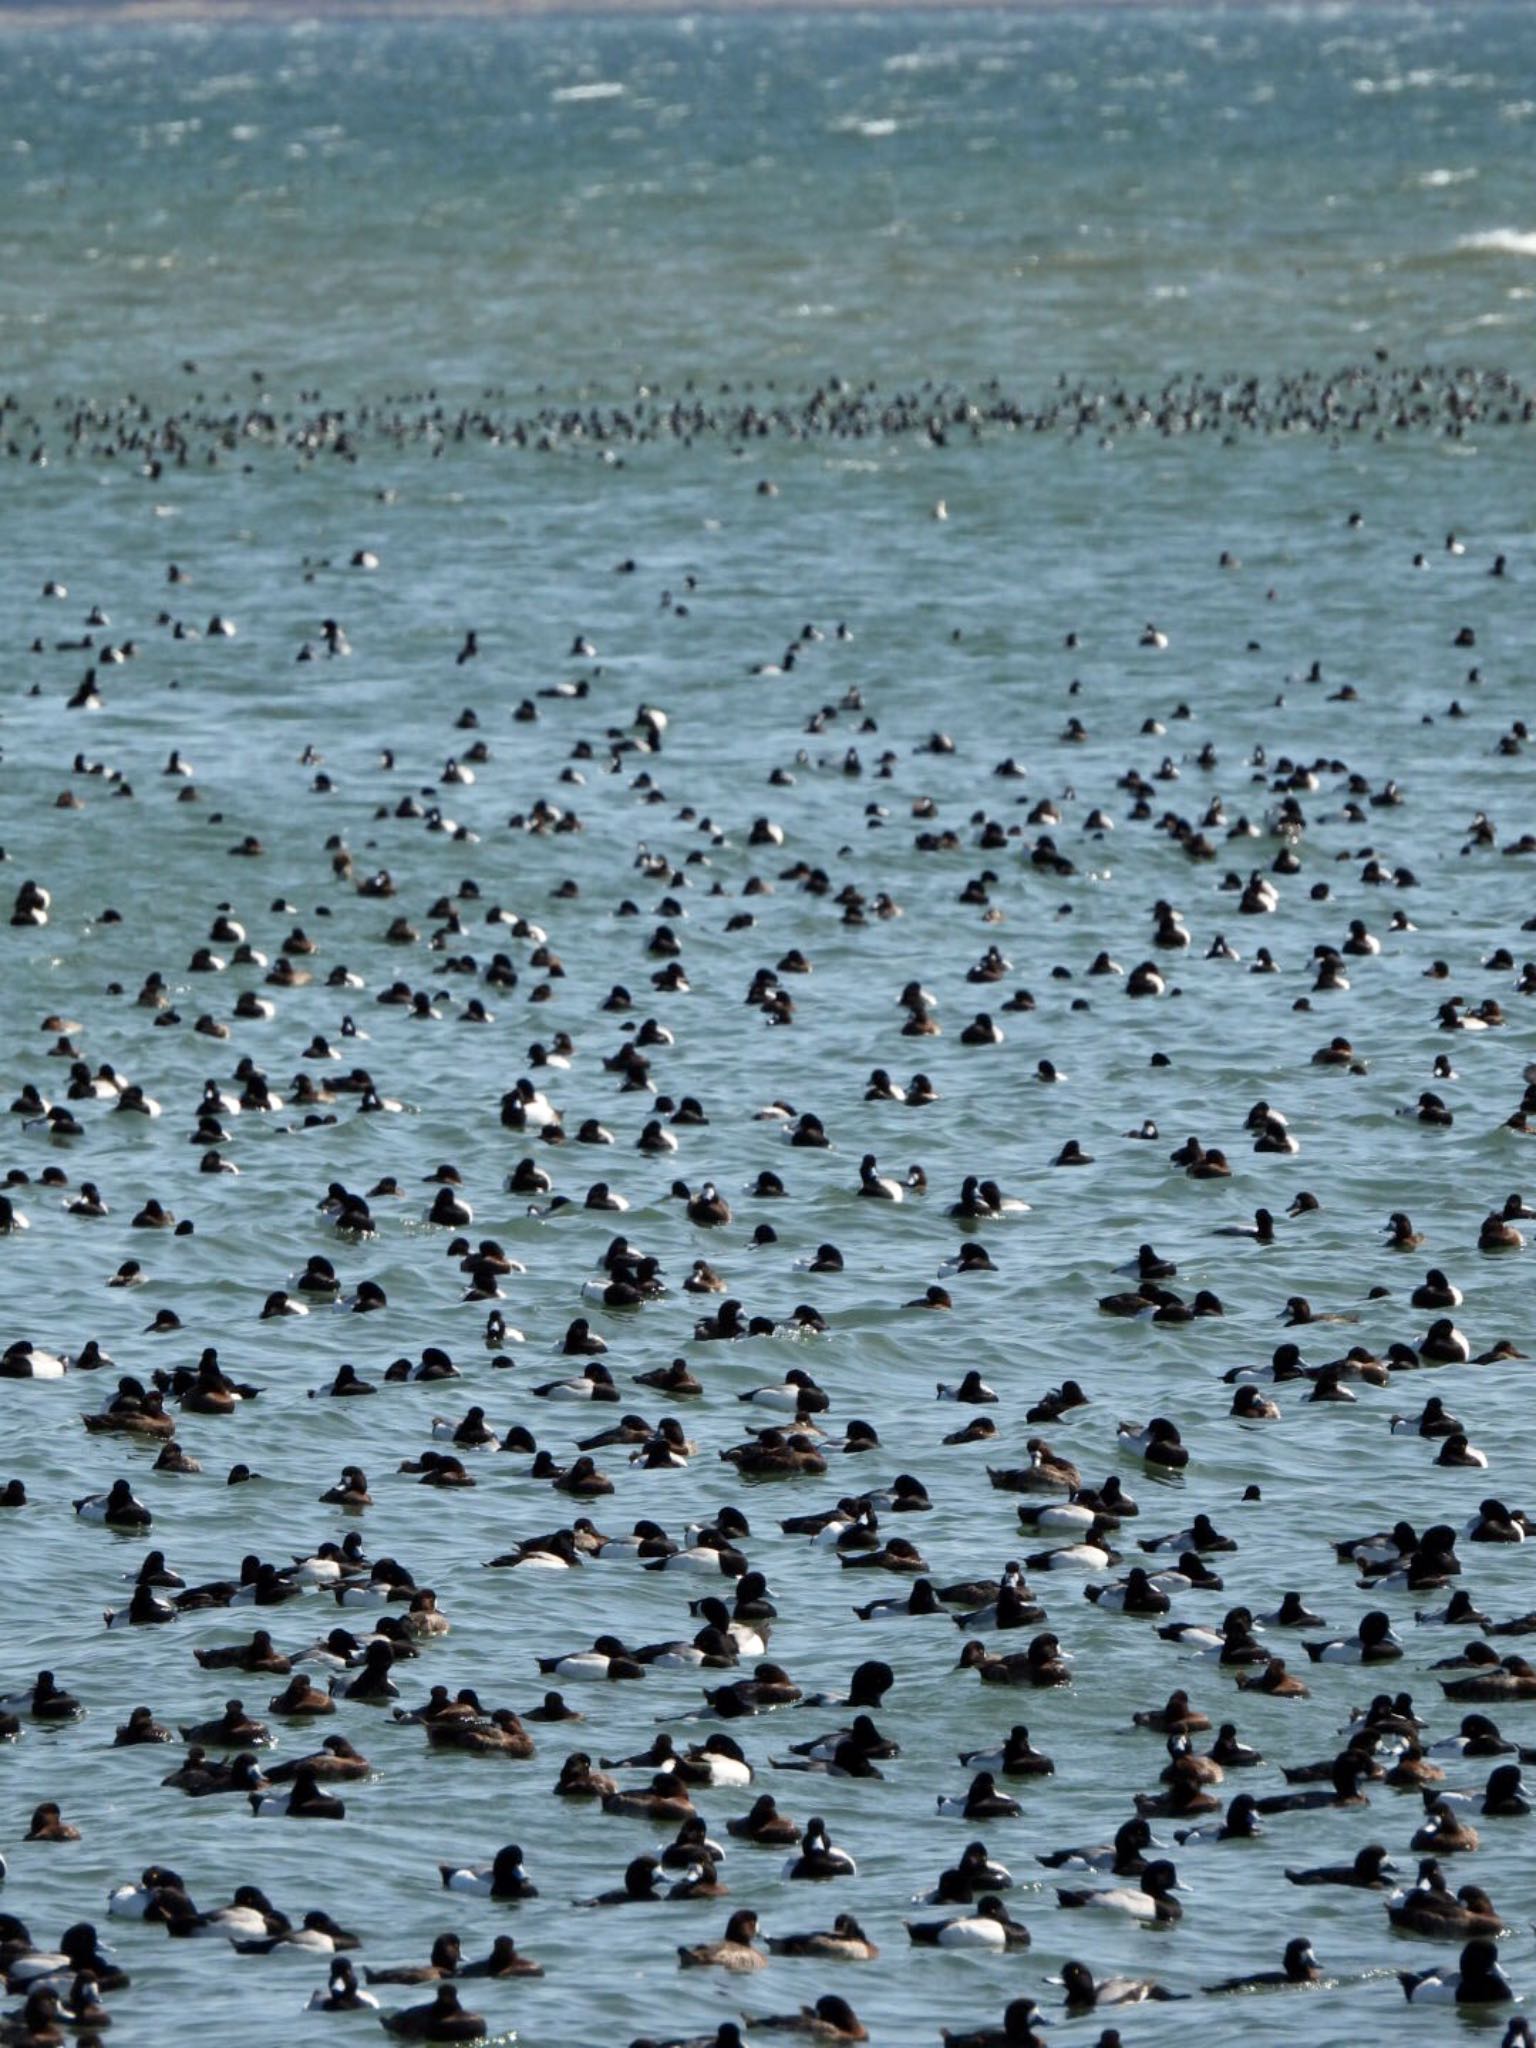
<box><xmin>1458</xmin><ymin>228</ymin><xmax>1536</xmax><ymax>256</ymax></box>
<box><xmin>551</xmin><ymin>82</ymin><xmax>625</xmax><ymax>104</ymax></box>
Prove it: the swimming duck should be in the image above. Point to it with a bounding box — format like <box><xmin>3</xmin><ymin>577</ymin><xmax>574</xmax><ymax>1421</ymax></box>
<box><xmin>1303</xmin><ymin>1611</ymin><xmax>1402</xmax><ymax>1663</ymax></box>
<box><xmin>1286</xmin><ymin>1843</ymin><xmax>1398</xmax><ymax>1887</ymax></box>
<box><xmin>457</xmin><ymin>1936</ymin><xmax>543</xmax><ymax>1978</ymax></box>
<box><xmin>1059</xmin><ymin>1961</ymin><xmax>1184</xmax><ymax>2009</ymax></box>
<box><xmin>750</xmin><ymin>1995</ymin><xmax>867</xmax><ymax>2040</ymax></box>
<box><xmin>309</xmin><ymin>1960</ymin><xmax>380</xmax><ymax>2010</ymax></box>
<box><xmin>233</xmin><ymin>1909</ymin><xmax>359</xmax><ymax>1955</ymax></box>
<box><xmin>1038</xmin><ymin>1819</ymin><xmax>1154</xmax><ymax>1877</ymax></box>
<box><xmin>1116</xmin><ymin>1418</ymin><xmax>1188</xmax><ymax>1468</ymax></box>
<box><xmin>1399</xmin><ymin>1937</ymin><xmax>1513</xmax><ymax>2004</ymax></box>
<box><xmin>1413</xmin><ymin>1799</ymin><xmax>1480</xmax><ymax>1853</ymax></box>
<box><xmin>1443</xmin><ymin>1657</ymin><xmax>1536</xmax><ymax>1703</ymax></box>
<box><xmin>958</xmin><ymin>1726</ymin><xmax>1054</xmax><ymax>1778</ymax></box>
<box><xmin>73</xmin><ymin>1478</ymin><xmax>151</xmax><ymax>1529</ymax></box>
<box><xmin>956</xmin><ymin>1636</ymin><xmax>1071</xmax><ymax>1687</ymax></box>
<box><xmin>676</xmin><ymin>1910</ymin><xmax>765</xmax><ymax>1971</ymax></box>
<box><xmin>1056</xmin><ymin>1859</ymin><xmax>1182</xmax><ymax>1923</ymax></box>
<box><xmin>783</xmin><ymin>1817</ymin><xmax>857</xmax><ymax>1881</ymax></box>
<box><xmin>378</xmin><ymin>1984</ymin><xmax>487</xmax><ymax>2039</ymax></box>
<box><xmin>1203</xmin><ymin>1938</ymin><xmax>1323</xmax><ymax>1992</ymax></box>
<box><xmin>905</xmin><ymin>1896</ymin><xmax>1030</xmax><ymax>1950</ymax></box>
<box><xmin>1173</xmin><ymin>1792</ymin><xmax>1261</xmax><ymax>1844</ymax></box>
<box><xmin>1388</xmin><ymin>1872</ymin><xmax>1503</xmax><ymax>1938</ymax></box>
<box><xmin>574</xmin><ymin>1855</ymin><xmax>665</xmax><ymax>1906</ymax></box>
<box><xmin>765</xmin><ymin>1915</ymin><xmax>879</xmax><ymax>1961</ymax></box>
<box><xmin>936</xmin><ymin>1772</ymin><xmax>1022</xmax><ymax>1821</ymax></box>
<box><xmin>437</xmin><ymin>1847</ymin><xmax>536</xmax><ymax>1899</ymax></box>
<box><xmin>537</xmin><ymin>1636</ymin><xmax>644</xmax><ymax>1682</ymax></box>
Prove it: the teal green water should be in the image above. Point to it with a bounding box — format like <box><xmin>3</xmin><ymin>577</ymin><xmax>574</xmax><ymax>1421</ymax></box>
<box><xmin>2</xmin><ymin>10</ymin><xmax>1536</xmax><ymax>2048</ymax></box>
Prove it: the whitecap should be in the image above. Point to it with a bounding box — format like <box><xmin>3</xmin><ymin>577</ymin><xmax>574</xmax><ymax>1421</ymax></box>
<box><xmin>1458</xmin><ymin>229</ymin><xmax>1536</xmax><ymax>257</ymax></box>
<box><xmin>552</xmin><ymin>82</ymin><xmax>625</xmax><ymax>104</ymax></box>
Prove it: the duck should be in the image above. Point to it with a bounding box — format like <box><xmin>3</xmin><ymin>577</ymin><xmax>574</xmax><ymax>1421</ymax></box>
<box><xmin>103</xmin><ymin>1584</ymin><xmax>178</xmax><ymax>1629</ymax></box>
<box><xmin>427</xmin><ymin>1710</ymin><xmax>535</xmax><ymax>1760</ymax></box>
<box><xmin>1139</xmin><ymin>1513</ymin><xmax>1235</xmax><ymax>1555</ymax></box>
<box><xmin>532</xmin><ymin>1361</ymin><xmax>620</xmax><ymax>1402</ymax></box>
<box><xmin>727</xmin><ymin>1795</ymin><xmax>801</xmax><ymax>1846</ymax></box>
<box><xmin>308</xmin><ymin>1961</ymin><xmax>380</xmax><ymax>2011</ymax></box>
<box><xmin>106</xmin><ymin>1867</ymin><xmax>187</xmax><ymax>1920</ymax></box>
<box><xmin>739</xmin><ymin>1368</ymin><xmax>829</xmax><ymax>1414</ymax></box>
<box><xmin>1286</xmin><ymin>1843</ymin><xmax>1398</xmax><ymax>1887</ymax></box>
<box><xmin>750</xmin><ymin>1995</ymin><xmax>867</xmax><ymax>2040</ymax></box>
<box><xmin>1056</xmin><ymin>1859</ymin><xmax>1182</xmax><ymax>1923</ymax></box>
<box><xmin>1388</xmin><ymin>1874</ymin><xmax>1504</xmax><ymax>1938</ymax></box>
<box><xmin>1173</xmin><ymin>1792</ymin><xmax>1262</xmax><ymax>1844</ymax></box>
<box><xmin>779</xmin><ymin>1714</ymin><xmax>898</xmax><ymax>1770</ymax></box>
<box><xmin>1399</xmin><ymin>1937</ymin><xmax>1514</xmax><ymax>2004</ymax></box>
<box><xmin>437</xmin><ymin>1847</ymin><xmax>536</xmax><ymax>1899</ymax></box>
<box><xmin>1059</xmin><ymin>1961</ymin><xmax>1184</xmax><ymax>2009</ymax></box>
<box><xmin>0</xmin><ymin>1341</ymin><xmax>65</xmax><ymax>1379</ymax></box>
<box><xmin>680</xmin><ymin>1734</ymin><xmax>754</xmax><ymax>1785</ymax></box>
<box><xmin>602</xmin><ymin>1772</ymin><xmax>696</xmax><ymax>1823</ymax></box>
<box><xmin>233</xmin><ymin>1909</ymin><xmax>359</xmax><ymax>1955</ymax></box>
<box><xmin>783</xmin><ymin>1817</ymin><xmax>857</xmax><ymax>1880</ymax></box>
<box><xmin>1023</xmin><ymin>1525</ymin><xmax>1118</xmax><ymax>1572</ymax></box>
<box><xmin>905</xmin><ymin>1896</ymin><xmax>1030</xmax><ymax>1950</ymax></box>
<box><xmin>363</xmin><ymin>1934</ymin><xmax>464</xmax><ymax>1988</ymax></box>
<box><xmin>676</xmin><ymin>1910</ymin><xmax>765</xmax><ymax>1971</ymax></box>
<box><xmin>913</xmin><ymin>1846</ymin><xmax>1015</xmax><ymax>1906</ymax></box>
<box><xmin>1132</xmin><ymin>1689</ymin><xmax>1210</xmax><ymax>1734</ymax></box>
<box><xmin>249</xmin><ymin>1765</ymin><xmax>346</xmax><ymax>1819</ymax></box>
<box><xmin>1084</xmin><ymin>1566</ymin><xmax>1170</xmax><ymax>1613</ymax></box>
<box><xmin>177</xmin><ymin>1698</ymin><xmax>270</xmax><ymax>1747</ymax></box>
<box><xmin>378</xmin><ymin>1985</ymin><xmax>487</xmax><ymax>2039</ymax></box>
<box><xmin>1303</xmin><ymin>1611</ymin><xmax>1402</xmax><ymax>1663</ymax></box>
<box><xmin>1443</xmin><ymin>1657</ymin><xmax>1536</xmax><ymax>1703</ymax></box>
<box><xmin>1463</xmin><ymin>1500</ymin><xmax>1530</xmax><ymax>1545</ymax></box>
<box><xmin>1236</xmin><ymin>1656</ymin><xmax>1310</xmax><ymax>1698</ymax></box>
<box><xmin>1117</xmin><ymin>1418</ymin><xmax>1188</xmax><ymax>1467</ymax></box>
<box><xmin>1413</xmin><ymin>1799</ymin><xmax>1481</xmax><ymax>1853</ymax></box>
<box><xmin>958</xmin><ymin>1726</ymin><xmax>1054</xmax><ymax>1778</ymax></box>
<box><xmin>1038</xmin><ymin>1819</ymin><xmax>1154</xmax><ymax>1876</ymax></box>
<box><xmin>1255</xmin><ymin>1755</ymin><xmax>1366</xmax><ymax>1813</ymax></box>
<box><xmin>956</xmin><ymin>1636</ymin><xmax>1071</xmax><ymax>1687</ymax></box>
<box><xmin>1427</xmin><ymin>1712</ymin><xmax>1524</xmax><ymax>1761</ymax></box>
<box><xmin>938</xmin><ymin>2000</ymin><xmax>1046</xmax><ymax>2048</ymax></box>
<box><xmin>629</xmin><ymin>2027</ymin><xmax>750</xmax><ymax>2048</ymax></box>
<box><xmin>765</xmin><ymin>1915</ymin><xmax>879</xmax><ymax>1962</ymax></box>
<box><xmin>1413</xmin><ymin>1268</ymin><xmax>1465</xmax><ymax>1310</ymax></box>
<box><xmin>1204</xmin><ymin>1938</ymin><xmax>1323</xmax><ymax>1992</ymax></box>
<box><xmin>73</xmin><ymin>1477</ymin><xmax>152</xmax><ymax>1529</ymax></box>
<box><xmin>2</xmin><ymin>1921</ymin><xmax>122</xmax><ymax>1989</ymax></box>
<box><xmin>537</xmin><ymin>1636</ymin><xmax>644</xmax><ymax>1682</ymax></box>
<box><xmin>457</xmin><ymin>1936</ymin><xmax>542</xmax><ymax>1978</ymax></box>
<box><xmin>992</xmin><ymin>1442</ymin><xmax>1081</xmax><ymax>1493</ymax></box>
<box><xmin>574</xmin><ymin>1855</ymin><xmax>666</xmax><ymax>1906</ymax></box>
<box><xmin>936</xmin><ymin>1772</ymin><xmax>1022</xmax><ymax>1821</ymax></box>
<box><xmin>1207</xmin><ymin>1722</ymin><xmax>1263</xmax><ymax>1768</ymax></box>
<box><xmin>856</xmin><ymin>1154</ymin><xmax>904</xmax><ymax>1201</ymax></box>
<box><xmin>1420</xmin><ymin>1318</ymin><xmax>1471</xmax><ymax>1364</ymax></box>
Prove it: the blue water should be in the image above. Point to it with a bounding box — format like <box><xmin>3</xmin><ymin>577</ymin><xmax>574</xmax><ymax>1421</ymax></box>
<box><xmin>2</xmin><ymin>9</ymin><xmax>1536</xmax><ymax>2048</ymax></box>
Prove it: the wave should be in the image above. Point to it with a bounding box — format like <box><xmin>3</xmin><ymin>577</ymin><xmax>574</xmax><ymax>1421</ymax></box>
<box><xmin>1457</xmin><ymin>229</ymin><xmax>1536</xmax><ymax>257</ymax></box>
<box><xmin>551</xmin><ymin>82</ymin><xmax>624</xmax><ymax>104</ymax></box>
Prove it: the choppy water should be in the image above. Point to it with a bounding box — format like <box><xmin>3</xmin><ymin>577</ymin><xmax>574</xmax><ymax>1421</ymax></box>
<box><xmin>2</xmin><ymin>8</ymin><xmax>1536</xmax><ymax>2048</ymax></box>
